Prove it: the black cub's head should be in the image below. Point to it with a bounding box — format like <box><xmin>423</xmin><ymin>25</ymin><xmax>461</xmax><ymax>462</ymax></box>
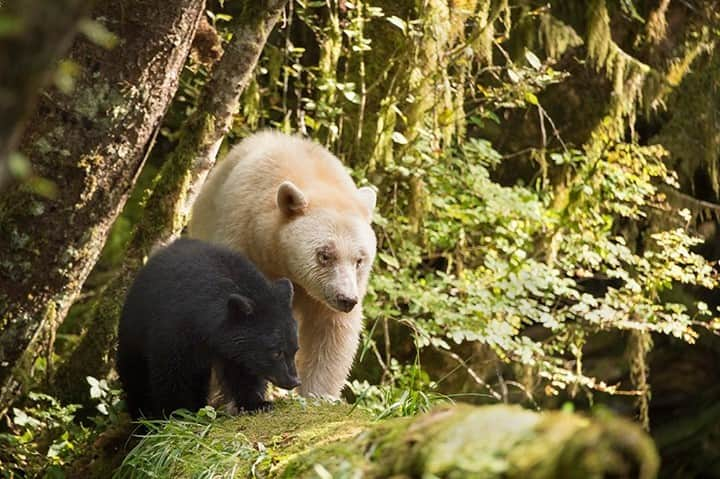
<box><xmin>222</xmin><ymin>278</ymin><xmax>300</xmax><ymax>390</ymax></box>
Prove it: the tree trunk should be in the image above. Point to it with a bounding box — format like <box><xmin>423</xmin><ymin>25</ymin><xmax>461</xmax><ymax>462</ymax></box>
<box><xmin>52</xmin><ymin>0</ymin><xmax>290</xmax><ymax>404</ymax></box>
<box><xmin>106</xmin><ymin>401</ymin><xmax>659</xmax><ymax>479</ymax></box>
<box><xmin>0</xmin><ymin>0</ymin><xmax>92</xmax><ymax>189</ymax></box>
<box><xmin>0</xmin><ymin>0</ymin><xmax>205</xmax><ymax>416</ymax></box>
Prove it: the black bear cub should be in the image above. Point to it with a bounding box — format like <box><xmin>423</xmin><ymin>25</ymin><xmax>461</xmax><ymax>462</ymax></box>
<box><xmin>117</xmin><ymin>238</ymin><xmax>300</xmax><ymax>419</ymax></box>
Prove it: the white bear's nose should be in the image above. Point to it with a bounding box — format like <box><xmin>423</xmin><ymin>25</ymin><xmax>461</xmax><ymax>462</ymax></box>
<box><xmin>336</xmin><ymin>294</ymin><xmax>358</xmax><ymax>312</ymax></box>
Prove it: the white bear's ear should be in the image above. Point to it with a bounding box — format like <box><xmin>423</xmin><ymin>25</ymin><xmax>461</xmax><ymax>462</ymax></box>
<box><xmin>277</xmin><ymin>181</ymin><xmax>308</xmax><ymax>216</ymax></box>
<box><xmin>357</xmin><ymin>186</ymin><xmax>376</xmax><ymax>217</ymax></box>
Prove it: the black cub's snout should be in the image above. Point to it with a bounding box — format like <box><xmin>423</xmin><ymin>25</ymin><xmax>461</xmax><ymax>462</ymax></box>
<box><xmin>279</xmin><ymin>376</ymin><xmax>301</xmax><ymax>390</ymax></box>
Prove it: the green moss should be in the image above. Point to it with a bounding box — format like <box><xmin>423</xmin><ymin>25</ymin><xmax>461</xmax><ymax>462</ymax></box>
<box><xmin>116</xmin><ymin>399</ymin><xmax>371</xmax><ymax>478</ymax></box>
<box><xmin>73</xmin><ymin>81</ymin><xmax>128</xmax><ymax>123</ymax></box>
<box><xmin>137</xmin><ymin>111</ymin><xmax>215</xmax><ymax>245</ymax></box>
<box><xmin>115</xmin><ymin>401</ymin><xmax>658</xmax><ymax>479</ymax></box>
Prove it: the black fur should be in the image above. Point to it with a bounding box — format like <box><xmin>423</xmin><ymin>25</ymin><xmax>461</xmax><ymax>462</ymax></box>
<box><xmin>117</xmin><ymin>238</ymin><xmax>299</xmax><ymax>419</ymax></box>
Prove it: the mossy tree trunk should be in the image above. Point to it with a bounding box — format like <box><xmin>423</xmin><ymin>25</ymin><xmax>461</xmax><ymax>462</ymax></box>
<box><xmin>52</xmin><ymin>0</ymin><xmax>290</xmax><ymax>404</ymax></box>
<box><xmin>0</xmin><ymin>0</ymin><xmax>92</xmax><ymax>189</ymax></box>
<box><xmin>0</xmin><ymin>0</ymin><xmax>205</xmax><ymax>415</ymax></box>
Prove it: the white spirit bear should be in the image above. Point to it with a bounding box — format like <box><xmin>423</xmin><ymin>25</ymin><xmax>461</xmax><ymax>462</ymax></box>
<box><xmin>189</xmin><ymin>131</ymin><xmax>376</xmax><ymax>398</ymax></box>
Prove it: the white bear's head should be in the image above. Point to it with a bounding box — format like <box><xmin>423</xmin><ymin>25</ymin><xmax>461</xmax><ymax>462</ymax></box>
<box><xmin>275</xmin><ymin>180</ymin><xmax>377</xmax><ymax>313</ymax></box>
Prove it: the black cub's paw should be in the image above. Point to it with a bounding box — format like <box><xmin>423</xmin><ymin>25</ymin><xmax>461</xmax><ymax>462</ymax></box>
<box><xmin>254</xmin><ymin>400</ymin><xmax>274</xmax><ymax>413</ymax></box>
<box><xmin>238</xmin><ymin>400</ymin><xmax>273</xmax><ymax>415</ymax></box>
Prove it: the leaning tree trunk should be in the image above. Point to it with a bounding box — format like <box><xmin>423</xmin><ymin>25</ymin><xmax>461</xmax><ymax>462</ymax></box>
<box><xmin>0</xmin><ymin>0</ymin><xmax>92</xmax><ymax>189</ymax></box>
<box><xmin>0</xmin><ymin>0</ymin><xmax>205</xmax><ymax>415</ymax></box>
<box><xmin>52</xmin><ymin>0</ymin><xmax>290</xmax><ymax>404</ymax></box>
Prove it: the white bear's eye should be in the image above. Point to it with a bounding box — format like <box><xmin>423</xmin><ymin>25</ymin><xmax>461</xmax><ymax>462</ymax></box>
<box><xmin>355</xmin><ymin>258</ymin><xmax>363</xmax><ymax>269</ymax></box>
<box><xmin>317</xmin><ymin>250</ymin><xmax>332</xmax><ymax>265</ymax></box>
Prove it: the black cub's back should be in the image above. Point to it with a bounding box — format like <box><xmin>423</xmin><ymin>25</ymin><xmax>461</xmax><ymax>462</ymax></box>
<box><xmin>117</xmin><ymin>238</ymin><xmax>299</xmax><ymax>419</ymax></box>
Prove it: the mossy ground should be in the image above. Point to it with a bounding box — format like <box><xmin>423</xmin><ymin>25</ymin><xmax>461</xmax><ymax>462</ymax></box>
<box><xmin>113</xmin><ymin>398</ymin><xmax>658</xmax><ymax>479</ymax></box>
<box><xmin>114</xmin><ymin>398</ymin><xmax>373</xmax><ymax>478</ymax></box>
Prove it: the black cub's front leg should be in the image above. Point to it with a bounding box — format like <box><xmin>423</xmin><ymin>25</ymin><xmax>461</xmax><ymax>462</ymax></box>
<box><xmin>220</xmin><ymin>360</ymin><xmax>271</xmax><ymax>413</ymax></box>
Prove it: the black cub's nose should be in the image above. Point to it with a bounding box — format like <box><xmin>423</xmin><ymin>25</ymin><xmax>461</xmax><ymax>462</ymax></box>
<box><xmin>336</xmin><ymin>294</ymin><xmax>358</xmax><ymax>312</ymax></box>
<box><xmin>285</xmin><ymin>376</ymin><xmax>301</xmax><ymax>390</ymax></box>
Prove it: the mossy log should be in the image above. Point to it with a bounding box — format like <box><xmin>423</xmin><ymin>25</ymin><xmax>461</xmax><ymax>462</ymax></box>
<box><xmin>111</xmin><ymin>400</ymin><xmax>659</xmax><ymax>479</ymax></box>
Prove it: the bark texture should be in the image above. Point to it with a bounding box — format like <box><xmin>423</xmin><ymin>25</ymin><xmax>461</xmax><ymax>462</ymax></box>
<box><xmin>0</xmin><ymin>0</ymin><xmax>92</xmax><ymax>189</ymax></box>
<box><xmin>0</xmin><ymin>0</ymin><xmax>205</xmax><ymax>415</ymax></box>
<box><xmin>52</xmin><ymin>0</ymin><xmax>290</xmax><ymax>403</ymax></box>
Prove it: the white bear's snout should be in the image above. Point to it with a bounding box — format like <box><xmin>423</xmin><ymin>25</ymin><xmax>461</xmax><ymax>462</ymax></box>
<box><xmin>326</xmin><ymin>265</ymin><xmax>359</xmax><ymax>312</ymax></box>
<box><xmin>335</xmin><ymin>293</ymin><xmax>358</xmax><ymax>312</ymax></box>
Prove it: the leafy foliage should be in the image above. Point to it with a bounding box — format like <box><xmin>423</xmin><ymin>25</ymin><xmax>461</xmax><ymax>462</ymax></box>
<box><xmin>230</xmin><ymin>0</ymin><xmax>719</xmax><ymax>411</ymax></box>
<box><xmin>0</xmin><ymin>378</ymin><xmax>124</xmax><ymax>478</ymax></box>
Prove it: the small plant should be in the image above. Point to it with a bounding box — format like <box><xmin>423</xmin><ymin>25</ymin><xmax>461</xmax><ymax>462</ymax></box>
<box><xmin>349</xmin><ymin>361</ymin><xmax>451</xmax><ymax>419</ymax></box>
<box><xmin>86</xmin><ymin>376</ymin><xmax>125</xmax><ymax>427</ymax></box>
<box><xmin>0</xmin><ymin>393</ymin><xmax>87</xmax><ymax>478</ymax></box>
<box><xmin>0</xmin><ymin>378</ymin><xmax>126</xmax><ymax>478</ymax></box>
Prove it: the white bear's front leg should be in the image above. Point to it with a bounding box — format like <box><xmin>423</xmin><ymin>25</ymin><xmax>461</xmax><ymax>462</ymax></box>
<box><xmin>295</xmin><ymin>304</ymin><xmax>363</xmax><ymax>399</ymax></box>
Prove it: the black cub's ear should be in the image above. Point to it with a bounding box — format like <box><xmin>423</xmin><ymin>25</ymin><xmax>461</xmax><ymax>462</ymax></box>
<box><xmin>275</xmin><ymin>278</ymin><xmax>294</xmax><ymax>301</ymax></box>
<box><xmin>227</xmin><ymin>294</ymin><xmax>254</xmax><ymax>319</ymax></box>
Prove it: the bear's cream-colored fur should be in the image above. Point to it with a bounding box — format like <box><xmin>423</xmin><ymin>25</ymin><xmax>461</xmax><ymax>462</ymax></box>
<box><xmin>189</xmin><ymin>131</ymin><xmax>376</xmax><ymax>398</ymax></box>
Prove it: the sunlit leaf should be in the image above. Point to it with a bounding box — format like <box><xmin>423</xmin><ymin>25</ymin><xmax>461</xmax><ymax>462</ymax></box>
<box><xmin>386</xmin><ymin>16</ymin><xmax>406</xmax><ymax>33</ymax></box>
<box><xmin>524</xmin><ymin>91</ymin><xmax>539</xmax><ymax>105</ymax></box>
<box><xmin>391</xmin><ymin>131</ymin><xmax>408</xmax><ymax>144</ymax></box>
<box><xmin>524</xmin><ymin>49</ymin><xmax>542</xmax><ymax>70</ymax></box>
<box><xmin>79</xmin><ymin>19</ymin><xmax>118</xmax><ymax>49</ymax></box>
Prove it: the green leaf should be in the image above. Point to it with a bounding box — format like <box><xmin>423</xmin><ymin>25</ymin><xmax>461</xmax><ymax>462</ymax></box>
<box><xmin>386</xmin><ymin>16</ymin><xmax>406</xmax><ymax>33</ymax></box>
<box><xmin>8</xmin><ymin>152</ymin><xmax>30</xmax><ymax>179</ymax></box>
<box><xmin>90</xmin><ymin>385</ymin><xmax>102</xmax><ymax>399</ymax></box>
<box><xmin>343</xmin><ymin>89</ymin><xmax>361</xmax><ymax>104</ymax></box>
<box><xmin>524</xmin><ymin>49</ymin><xmax>542</xmax><ymax>70</ymax></box>
<box><xmin>378</xmin><ymin>252</ymin><xmax>400</xmax><ymax>269</ymax></box>
<box><xmin>391</xmin><ymin>131</ymin><xmax>408</xmax><ymax>145</ymax></box>
<box><xmin>197</xmin><ymin>406</ymin><xmax>217</xmax><ymax>420</ymax></box>
<box><xmin>313</xmin><ymin>464</ymin><xmax>333</xmax><ymax>479</ymax></box>
<box><xmin>79</xmin><ymin>19</ymin><xmax>118</xmax><ymax>49</ymax></box>
<box><xmin>13</xmin><ymin>408</ymin><xmax>41</xmax><ymax>428</ymax></box>
<box><xmin>54</xmin><ymin>60</ymin><xmax>80</xmax><ymax>94</ymax></box>
<box><xmin>524</xmin><ymin>92</ymin><xmax>539</xmax><ymax>105</ymax></box>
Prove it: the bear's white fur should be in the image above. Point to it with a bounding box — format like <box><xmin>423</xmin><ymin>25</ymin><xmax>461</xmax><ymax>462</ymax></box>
<box><xmin>189</xmin><ymin>131</ymin><xmax>376</xmax><ymax>398</ymax></box>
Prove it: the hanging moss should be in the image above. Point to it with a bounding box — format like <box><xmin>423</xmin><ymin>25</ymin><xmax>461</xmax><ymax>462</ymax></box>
<box><xmin>627</xmin><ymin>330</ymin><xmax>653</xmax><ymax>431</ymax></box>
<box><xmin>652</xmin><ymin>47</ymin><xmax>720</xmax><ymax>199</ymax></box>
<box><xmin>538</xmin><ymin>13</ymin><xmax>584</xmax><ymax>61</ymax></box>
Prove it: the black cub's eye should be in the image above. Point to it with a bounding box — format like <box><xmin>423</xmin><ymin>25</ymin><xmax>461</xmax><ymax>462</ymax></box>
<box><xmin>273</xmin><ymin>351</ymin><xmax>283</xmax><ymax>360</ymax></box>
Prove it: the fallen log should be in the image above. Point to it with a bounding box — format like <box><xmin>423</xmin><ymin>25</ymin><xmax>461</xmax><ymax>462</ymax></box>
<box><xmin>110</xmin><ymin>400</ymin><xmax>659</xmax><ymax>479</ymax></box>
